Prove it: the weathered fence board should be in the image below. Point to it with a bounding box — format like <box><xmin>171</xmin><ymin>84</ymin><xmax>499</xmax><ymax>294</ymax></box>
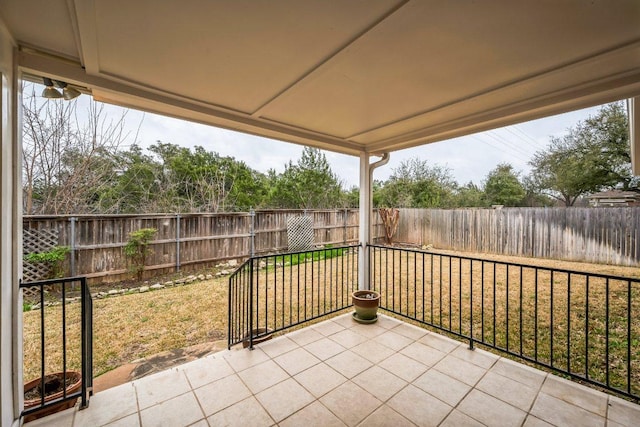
<box><xmin>395</xmin><ymin>207</ymin><xmax>640</xmax><ymax>266</ymax></box>
<box><xmin>23</xmin><ymin>209</ymin><xmax>374</xmax><ymax>283</ymax></box>
<box><xmin>22</xmin><ymin>207</ymin><xmax>639</xmax><ymax>284</ymax></box>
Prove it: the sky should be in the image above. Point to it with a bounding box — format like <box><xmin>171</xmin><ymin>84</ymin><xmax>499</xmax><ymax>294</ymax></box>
<box><xmin>43</xmin><ymin>82</ymin><xmax>604</xmax><ymax>189</ymax></box>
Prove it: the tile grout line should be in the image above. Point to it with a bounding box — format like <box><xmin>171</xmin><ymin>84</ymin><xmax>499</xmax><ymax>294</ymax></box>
<box><xmin>181</xmin><ymin>367</ymin><xmax>212</xmax><ymax>427</ymax></box>
<box><xmin>132</xmin><ymin>381</ymin><xmax>143</xmax><ymax>427</ymax></box>
<box><xmin>433</xmin><ymin>351</ymin><xmax>500</xmax><ymax>427</ymax></box>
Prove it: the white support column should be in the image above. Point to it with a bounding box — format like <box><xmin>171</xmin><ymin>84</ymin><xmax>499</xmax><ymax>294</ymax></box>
<box><xmin>0</xmin><ymin>19</ymin><xmax>22</xmax><ymax>427</ymax></box>
<box><xmin>629</xmin><ymin>97</ymin><xmax>640</xmax><ymax>175</ymax></box>
<box><xmin>358</xmin><ymin>153</ymin><xmax>370</xmax><ymax>291</ymax></box>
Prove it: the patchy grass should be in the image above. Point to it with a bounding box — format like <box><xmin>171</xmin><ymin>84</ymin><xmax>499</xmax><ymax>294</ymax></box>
<box><xmin>23</xmin><ymin>248</ymin><xmax>640</xmax><ymax>400</ymax></box>
<box><xmin>371</xmin><ymin>247</ymin><xmax>640</xmax><ymax>397</ymax></box>
<box><xmin>23</xmin><ymin>278</ymin><xmax>228</xmax><ymax>381</ymax></box>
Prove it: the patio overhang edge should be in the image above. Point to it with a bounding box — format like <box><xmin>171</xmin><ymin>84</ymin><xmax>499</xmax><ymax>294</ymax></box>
<box><xmin>17</xmin><ymin>49</ymin><xmax>368</xmax><ymax>157</ymax></box>
<box><xmin>19</xmin><ymin>48</ymin><xmax>640</xmax><ymax>162</ymax></box>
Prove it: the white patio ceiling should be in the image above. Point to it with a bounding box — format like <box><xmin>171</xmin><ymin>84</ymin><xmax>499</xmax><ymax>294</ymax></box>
<box><xmin>2</xmin><ymin>0</ymin><xmax>640</xmax><ymax>156</ymax></box>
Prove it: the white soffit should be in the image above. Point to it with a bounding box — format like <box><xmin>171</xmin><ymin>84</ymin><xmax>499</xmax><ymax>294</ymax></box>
<box><xmin>3</xmin><ymin>0</ymin><xmax>640</xmax><ymax>156</ymax></box>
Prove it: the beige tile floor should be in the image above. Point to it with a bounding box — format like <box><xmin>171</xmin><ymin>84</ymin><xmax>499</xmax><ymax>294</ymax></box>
<box><xmin>28</xmin><ymin>313</ymin><xmax>640</xmax><ymax>427</ymax></box>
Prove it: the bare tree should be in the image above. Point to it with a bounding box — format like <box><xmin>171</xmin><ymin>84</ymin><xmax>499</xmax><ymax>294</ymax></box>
<box><xmin>22</xmin><ymin>83</ymin><xmax>138</xmax><ymax>214</ymax></box>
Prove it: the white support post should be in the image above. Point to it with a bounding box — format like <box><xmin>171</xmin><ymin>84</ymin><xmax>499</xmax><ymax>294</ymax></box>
<box><xmin>1</xmin><ymin>26</ymin><xmax>21</xmax><ymax>426</ymax></box>
<box><xmin>358</xmin><ymin>153</ymin><xmax>371</xmax><ymax>291</ymax></box>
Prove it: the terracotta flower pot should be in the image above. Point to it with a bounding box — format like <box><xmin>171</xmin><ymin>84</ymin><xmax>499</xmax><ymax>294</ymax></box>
<box><xmin>352</xmin><ymin>290</ymin><xmax>380</xmax><ymax>323</ymax></box>
<box><xmin>23</xmin><ymin>371</ymin><xmax>82</xmax><ymax>422</ymax></box>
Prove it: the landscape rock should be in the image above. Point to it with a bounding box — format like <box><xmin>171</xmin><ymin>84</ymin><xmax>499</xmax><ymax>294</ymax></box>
<box><xmin>205</xmin><ymin>274</ymin><xmax>213</xmax><ymax>280</ymax></box>
<box><xmin>108</xmin><ymin>289</ymin><xmax>119</xmax><ymax>295</ymax></box>
<box><xmin>197</xmin><ymin>274</ymin><xmax>205</xmax><ymax>281</ymax></box>
<box><xmin>150</xmin><ymin>284</ymin><xmax>164</xmax><ymax>290</ymax></box>
<box><xmin>164</xmin><ymin>281</ymin><xmax>174</xmax><ymax>287</ymax></box>
<box><xmin>227</xmin><ymin>259</ymin><xmax>238</xmax><ymax>267</ymax></box>
<box><xmin>139</xmin><ymin>286</ymin><xmax>150</xmax><ymax>293</ymax></box>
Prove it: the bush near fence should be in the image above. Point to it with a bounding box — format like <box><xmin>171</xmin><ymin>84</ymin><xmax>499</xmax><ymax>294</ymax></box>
<box><xmin>22</xmin><ymin>207</ymin><xmax>640</xmax><ymax>284</ymax></box>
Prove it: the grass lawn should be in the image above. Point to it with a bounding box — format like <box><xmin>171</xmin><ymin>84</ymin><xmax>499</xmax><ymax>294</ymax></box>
<box><xmin>22</xmin><ymin>277</ymin><xmax>228</xmax><ymax>381</ymax></box>
<box><xmin>22</xmin><ymin>248</ymin><xmax>640</xmax><ymax>399</ymax></box>
<box><xmin>371</xmin><ymin>247</ymin><xmax>640</xmax><ymax>397</ymax></box>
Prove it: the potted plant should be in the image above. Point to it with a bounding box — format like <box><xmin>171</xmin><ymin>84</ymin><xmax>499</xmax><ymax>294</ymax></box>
<box><xmin>23</xmin><ymin>371</ymin><xmax>82</xmax><ymax>422</ymax></box>
<box><xmin>352</xmin><ymin>290</ymin><xmax>380</xmax><ymax>323</ymax></box>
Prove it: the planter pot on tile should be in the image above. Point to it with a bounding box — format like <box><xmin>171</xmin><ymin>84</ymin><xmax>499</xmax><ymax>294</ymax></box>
<box><xmin>23</xmin><ymin>371</ymin><xmax>82</xmax><ymax>422</ymax></box>
<box><xmin>352</xmin><ymin>290</ymin><xmax>380</xmax><ymax>323</ymax></box>
<box><xmin>242</xmin><ymin>327</ymin><xmax>274</xmax><ymax>348</ymax></box>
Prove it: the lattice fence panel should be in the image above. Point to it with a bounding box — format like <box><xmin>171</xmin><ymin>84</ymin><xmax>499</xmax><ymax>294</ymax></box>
<box><xmin>22</xmin><ymin>229</ymin><xmax>60</xmax><ymax>292</ymax></box>
<box><xmin>287</xmin><ymin>216</ymin><xmax>314</xmax><ymax>252</ymax></box>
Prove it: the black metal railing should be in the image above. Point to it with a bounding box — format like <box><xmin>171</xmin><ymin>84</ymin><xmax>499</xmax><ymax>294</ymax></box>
<box><xmin>21</xmin><ymin>277</ymin><xmax>93</xmax><ymax>418</ymax></box>
<box><xmin>228</xmin><ymin>245</ymin><xmax>359</xmax><ymax>348</ymax></box>
<box><xmin>369</xmin><ymin>244</ymin><xmax>640</xmax><ymax>401</ymax></box>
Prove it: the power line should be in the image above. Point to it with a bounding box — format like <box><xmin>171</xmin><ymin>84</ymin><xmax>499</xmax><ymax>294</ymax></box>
<box><xmin>487</xmin><ymin>132</ymin><xmax>534</xmax><ymax>158</ymax></box>
<box><xmin>473</xmin><ymin>135</ymin><xmax>530</xmax><ymax>163</ymax></box>
<box><xmin>504</xmin><ymin>126</ymin><xmax>548</xmax><ymax>151</ymax></box>
<box><xmin>481</xmin><ymin>132</ymin><xmax>534</xmax><ymax>161</ymax></box>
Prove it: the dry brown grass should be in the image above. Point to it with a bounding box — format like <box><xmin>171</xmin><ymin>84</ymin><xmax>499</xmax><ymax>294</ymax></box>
<box><xmin>371</xmin><ymin>247</ymin><xmax>640</xmax><ymax>397</ymax></box>
<box><xmin>229</xmin><ymin>250</ymin><xmax>359</xmax><ymax>344</ymax></box>
<box><xmin>23</xmin><ymin>248</ymin><xmax>640</xmax><ymax>398</ymax></box>
<box><xmin>23</xmin><ymin>278</ymin><xmax>228</xmax><ymax>380</ymax></box>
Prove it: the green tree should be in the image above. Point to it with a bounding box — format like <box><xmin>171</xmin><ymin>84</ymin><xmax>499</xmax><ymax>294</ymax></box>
<box><xmin>529</xmin><ymin>102</ymin><xmax>636</xmax><ymax>206</ymax></box>
<box><xmin>483</xmin><ymin>163</ymin><xmax>526</xmax><ymax>206</ymax></box>
<box><xmin>453</xmin><ymin>182</ymin><xmax>487</xmax><ymax>207</ymax></box>
<box><xmin>144</xmin><ymin>143</ymin><xmax>268</xmax><ymax>212</ymax></box>
<box><xmin>343</xmin><ymin>186</ymin><xmax>360</xmax><ymax>208</ymax></box>
<box><xmin>96</xmin><ymin>145</ymin><xmax>163</xmax><ymax>213</ymax></box>
<box><xmin>269</xmin><ymin>147</ymin><xmax>344</xmax><ymax>209</ymax></box>
<box><xmin>375</xmin><ymin>159</ymin><xmax>457</xmax><ymax>208</ymax></box>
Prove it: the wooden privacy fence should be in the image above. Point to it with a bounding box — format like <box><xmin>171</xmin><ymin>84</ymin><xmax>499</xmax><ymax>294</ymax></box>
<box><xmin>22</xmin><ymin>207</ymin><xmax>640</xmax><ymax>283</ymax></box>
<box><xmin>395</xmin><ymin>207</ymin><xmax>640</xmax><ymax>266</ymax></box>
<box><xmin>23</xmin><ymin>210</ymin><xmax>382</xmax><ymax>283</ymax></box>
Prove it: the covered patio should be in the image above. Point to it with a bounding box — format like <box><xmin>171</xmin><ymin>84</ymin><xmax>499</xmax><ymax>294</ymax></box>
<box><xmin>1</xmin><ymin>2</ymin><xmax>640</xmax><ymax>426</ymax></box>
<box><xmin>27</xmin><ymin>314</ymin><xmax>640</xmax><ymax>427</ymax></box>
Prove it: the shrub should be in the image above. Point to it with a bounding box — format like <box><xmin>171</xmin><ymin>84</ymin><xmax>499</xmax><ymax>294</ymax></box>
<box><xmin>24</xmin><ymin>246</ymin><xmax>70</xmax><ymax>279</ymax></box>
<box><xmin>124</xmin><ymin>228</ymin><xmax>157</xmax><ymax>281</ymax></box>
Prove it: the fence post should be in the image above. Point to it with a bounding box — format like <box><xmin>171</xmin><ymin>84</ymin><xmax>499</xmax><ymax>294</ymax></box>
<box><xmin>250</xmin><ymin>209</ymin><xmax>255</xmax><ymax>258</ymax></box>
<box><xmin>343</xmin><ymin>208</ymin><xmax>348</xmax><ymax>244</ymax></box>
<box><xmin>69</xmin><ymin>217</ymin><xmax>77</xmax><ymax>277</ymax></box>
<box><xmin>248</xmin><ymin>258</ymin><xmax>254</xmax><ymax>349</ymax></box>
<box><xmin>469</xmin><ymin>260</ymin><xmax>474</xmax><ymax>350</ymax></box>
<box><xmin>176</xmin><ymin>214</ymin><xmax>181</xmax><ymax>272</ymax></box>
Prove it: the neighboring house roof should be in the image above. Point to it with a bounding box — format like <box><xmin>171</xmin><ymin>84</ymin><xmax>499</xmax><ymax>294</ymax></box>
<box><xmin>588</xmin><ymin>190</ymin><xmax>640</xmax><ymax>199</ymax></box>
<box><xmin>587</xmin><ymin>190</ymin><xmax>640</xmax><ymax>206</ymax></box>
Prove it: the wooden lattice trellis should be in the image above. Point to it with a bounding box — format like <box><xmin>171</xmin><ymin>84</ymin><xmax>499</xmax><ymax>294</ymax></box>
<box><xmin>22</xmin><ymin>229</ymin><xmax>60</xmax><ymax>296</ymax></box>
<box><xmin>287</xmin><ymin>216</ymin><xmax>314</xmax><ymax>252</ymax></box>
